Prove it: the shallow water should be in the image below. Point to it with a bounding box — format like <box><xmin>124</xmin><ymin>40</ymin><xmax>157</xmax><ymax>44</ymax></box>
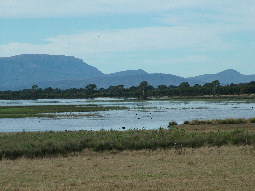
<box><xmin>0</xmin><ymin>98</ymin><xmax>255</xmax><ymax>132</ymax></box>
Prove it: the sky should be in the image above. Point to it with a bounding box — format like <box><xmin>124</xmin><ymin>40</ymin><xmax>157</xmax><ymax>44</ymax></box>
<box><xmin>0</xmin><ymin>0</ymin><xmax>254</xmax><ymax>77</ymax></box>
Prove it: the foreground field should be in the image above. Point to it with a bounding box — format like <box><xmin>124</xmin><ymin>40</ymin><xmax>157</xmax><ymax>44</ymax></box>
<box><xmin>1</xmin><ymin>146</ymin><xmax>254</xmax><ymax>191</ymax></box>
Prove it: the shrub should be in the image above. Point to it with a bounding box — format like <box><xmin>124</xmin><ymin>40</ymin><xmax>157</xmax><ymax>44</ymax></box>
<box><xmin>183</xmin><ymin>121</ymin><xmax>189</xmax><ymax>124</ymax></box>
<box><xmin>218</xmin><ymin>118</ymin><xmax>247</xmax><ymax>124</ymax></box>
<box><xmin>249</xmin><ymin>118</ymin><xmax>255</xmax><ymax>123</ymax></box>
<box><xmin>168</xmin><ymin>121</ymin><xmax>178</xmax><ymax>126</ymax></box>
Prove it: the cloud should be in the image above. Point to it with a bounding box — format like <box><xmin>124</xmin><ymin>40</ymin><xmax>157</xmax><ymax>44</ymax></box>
<box><xmin>0</xmin><ymin>24</ymin><xmax>235</xmax><ymax>58</ymax></box>
<box><xmin>1</xmin><ymin>0</ymin><xmax>254</xmax><ymax>76</ymax></box>
<box><xmin>160</xmin><ymin>1</ymin><xmax>255</xmax><ymax>30</ymax></box>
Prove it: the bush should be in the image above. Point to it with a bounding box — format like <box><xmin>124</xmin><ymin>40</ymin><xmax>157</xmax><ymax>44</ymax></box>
<box><xmin>183</xmin><ymin>118</ymin><xmax>250</xmax><ymax>125</ymax></box>
<box><xmin>183</xmin><ymin>121</ymin><xmax>189</xmax><ymax>124</ymax></box>
<box><xmin>249</xmin><ymin>118</ymin><xmax>255</xmax><ymax>123</ymax></box>
<box><xmin>217</xmin><ymin>118</ymin><xmax>247</xmax><ymax>124</ymax></box>
<box><xmin>168</xmin><ymin>121</ymin><xmax>178</xmax><ymax>126</ymax></box>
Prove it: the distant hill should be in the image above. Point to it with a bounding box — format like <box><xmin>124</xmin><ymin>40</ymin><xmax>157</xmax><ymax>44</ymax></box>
<box><xmin>36</xmin><ymin>73</ymin><xmax>193</xmax><ymax>89</ymax></box>
<box><xmin>0</xmin><ymin>54</ymin><xmax>103</xmax><ymax>90</ymax></box>
<box><xmin>188</xmin><ymin>69</ymin><xmax>255</xmax><ymax>85</ymax></box>
<box><xmin>0</xmin><ymin>54</ymin><xmax>255</xmax><ymax>90</ymax></box>
<box><xmin>107</xmin><ymin>69</ymin><xmax>148</xmax><ymax>77</ymax></box>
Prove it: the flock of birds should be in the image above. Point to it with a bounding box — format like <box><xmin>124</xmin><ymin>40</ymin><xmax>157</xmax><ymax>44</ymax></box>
<box><xmin>121</xmin><ymin>112</ymin><xmax>153</xmax><ymax>130</ymax></box>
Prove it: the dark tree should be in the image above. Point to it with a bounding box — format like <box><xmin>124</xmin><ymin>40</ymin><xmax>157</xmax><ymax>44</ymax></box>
<box><xmin>85</xmin><ymin>84</ymin><xmax>97</xmax><ymax>98</ymax></box>
<box><xmin>138</xmin><ymin>81</ymin><xmax>149</xmax><ymax>99</ymax></box>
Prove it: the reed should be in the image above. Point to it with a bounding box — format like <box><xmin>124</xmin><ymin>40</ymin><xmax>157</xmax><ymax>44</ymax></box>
<box><xmin>184</xmin><ymin>118</ymin><xmax>249</xmax><ymax>125</ymax></box>
<box><xmin>1</xmin><ymin>128</ymin><xmax>254</xmax><ymax>160</ymax></box>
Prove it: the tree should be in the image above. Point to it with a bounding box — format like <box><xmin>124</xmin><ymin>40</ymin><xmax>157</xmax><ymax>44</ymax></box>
<box><xmin>108</xmin><ymin>85</ymin><xmax>125</xmax><ymax>97</ymax></box>
<box><xmin>85</xmin><ymin>84</ymin><xmax>97</xmax><ymax>98</ymax></box>
<box><xmin>44</xmin><ymin>87</ymin><xmax>53</xmax><ymax>93</ymax></box>
<box><xmin>30</xmin><ymin>85</ymin><xmax>39</xmax><ymax>99</ymax></box>
<box><xmin>157</xmin><ymin>85</ymin><xmax>167</xmax><ymax>90</ymax></box>
<box><xmin>138</xmin><ymin>81</ymin><xmax>149</xmax><ymax>99</ymax></box>
<box><xmin>212</xmin><ymin>80</ymin><xmax>220</xmax><ymax>87</ymax></box>
<box><xmin>116</xmin><ymin>85</ymin><xmax>125</xmax><ymax>97</ymax></box>
<box><xmin>178</xmin><ymin>82</ymin><xmax>190</xmax><ymax>96</ymax></box>
<box><xmin>193</xmin><ymin>84</ymin><xmax>201</xmax><ymax>88</ymax></box>
<box><xmin>32</xmin><ymin>85</ymin><xmax>38</xmax><ymax>90</ymax></box>
<box><xmin>211</xmin><ymin>80</ymin><xmax>220</xmax><ymax>96</ymax></box>
<box><xmin>178</xmin><ymin>82</ymin><xmax>190</xmax><ymax>89</ymax></box>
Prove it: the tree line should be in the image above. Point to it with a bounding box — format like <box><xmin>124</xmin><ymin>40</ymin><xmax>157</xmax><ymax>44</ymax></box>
<box><xmin>1</xmin><ymin>80</ymin><xmax>255</xmax><ymax>100</ymax></box>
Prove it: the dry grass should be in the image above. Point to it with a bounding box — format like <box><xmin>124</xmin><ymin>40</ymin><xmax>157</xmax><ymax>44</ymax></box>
<box><xmin>1</xmin><ymin>146</ymin><xmax>255</xmax><ymax>191</ymax></box>
<box><xmin>178</xmin><ymin>123</ymin><xmax>255</xmax><ymax>133</ymax></box>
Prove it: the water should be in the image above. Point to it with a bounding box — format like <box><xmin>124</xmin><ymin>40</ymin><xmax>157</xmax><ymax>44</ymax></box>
<box><xmin>0</xmin><ymin>99</ymin><xmax>255</xmax><ymax>132</ymax></box>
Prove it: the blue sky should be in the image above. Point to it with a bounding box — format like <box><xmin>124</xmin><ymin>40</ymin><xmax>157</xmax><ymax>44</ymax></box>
<box><xmin>0</xmin><ymin>0</ymin><xmax>254</xmax><ymax>77</ymax></box>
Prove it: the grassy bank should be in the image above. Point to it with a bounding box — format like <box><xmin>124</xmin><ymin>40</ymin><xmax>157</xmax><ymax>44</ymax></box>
<box><xmin>181</xmin><ymin>118</ymin><xmax>255</xmax><ymax>125</ymax></box>
<box><xmin>1</xmin><ymin>128</ymin><xmax>255</xmax><ymax>160</ymax></box>
<box><xmin>0</xmin><ymin>105</ymin><xmax>127</xmax><ymax>118</ymax></box>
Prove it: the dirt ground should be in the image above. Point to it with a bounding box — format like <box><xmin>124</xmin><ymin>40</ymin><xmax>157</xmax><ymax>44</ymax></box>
<box><xmin>1</xmin><ymin>146</ymin><xmax>255</xmax><ymax>191</ymax></box>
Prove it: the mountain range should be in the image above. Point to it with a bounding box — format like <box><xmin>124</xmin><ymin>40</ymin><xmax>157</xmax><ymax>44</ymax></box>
<box><xmin>0</xmin><ymin>54</ymin><xmax>254</xmax><ymax>90</ymax></box>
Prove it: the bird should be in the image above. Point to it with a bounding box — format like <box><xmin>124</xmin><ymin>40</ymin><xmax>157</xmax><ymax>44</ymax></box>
<box><xmin>122</xmin><ymin>127</ymin><xmax>126</xmax><ymax>130</ymax></box>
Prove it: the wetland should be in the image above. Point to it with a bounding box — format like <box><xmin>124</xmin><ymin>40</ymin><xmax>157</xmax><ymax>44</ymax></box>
<box><xmin>0</xmin><ymin>98</ymin><xmax>255</xmax><ymax>132</ymax></box>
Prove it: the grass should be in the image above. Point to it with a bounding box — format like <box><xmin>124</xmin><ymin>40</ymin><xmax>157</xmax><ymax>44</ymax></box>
<box><xmin>183</xmin><ymin>118</ymin><xmax>255</xmax><ymax>125</ymax></box>
<box><xmin>1</xmin><ymin>146</ymin><xmax>255</xmax><ymax>190</ymax></box>
<box><xmin>178</xmin><ymin>123</ymin><xmax>255</xmax><ymax>134</ymax></box>
<box><xmin>1</xmin><ymin>128</ymin><xmax>255</xmax><ymax>160</ymax></box>
<box><xmin>0</xmin><ymin>105</ymin><xmax>127</xmax><ymax>118</ymax></box>
<box><xmin>168</xmin><ymin>121</ymin><xmax>178</xmax><ymax>126</ymax></box>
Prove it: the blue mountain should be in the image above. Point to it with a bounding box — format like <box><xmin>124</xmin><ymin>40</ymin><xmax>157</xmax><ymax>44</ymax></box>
<box><xmin>0</xmin><ymin>55</ymin><xmax>255</xmax><ymax>90</ymax></box>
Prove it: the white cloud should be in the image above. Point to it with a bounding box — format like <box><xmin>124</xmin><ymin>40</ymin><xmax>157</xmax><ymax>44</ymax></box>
<box><xmin>1</xmin><ymin>0</ymin><xmax>254</xmax><ymax>76</ymax></box>
<box><xmin>0</xmin><ymin>24</ymin><xmax>234</xmax><ymax>58</ymax></box>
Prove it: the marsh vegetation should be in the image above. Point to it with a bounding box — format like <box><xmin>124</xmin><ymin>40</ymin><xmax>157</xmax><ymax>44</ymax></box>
<box><xmin>1</xmin><ymin>124</ymin><xmax>255</xmax><ymax>160</ymax></box>
<box><xmin>0</xmin><ymin>105</ymin><xmax>127</xmax><ymax>118</ymax></box>
<box><xmin>182</xmin><ymin>118</ymin><xmax>255</xmax><ymax>125</ymax></box>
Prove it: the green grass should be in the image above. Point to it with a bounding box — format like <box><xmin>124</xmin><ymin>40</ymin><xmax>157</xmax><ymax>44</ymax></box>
<box><xmin>1</xmin><ymin>129</ymin><xmax>254</xmax><ymax>160</ymax></box>
<box><xmin>249</xmin><ymin>118</ymin><xmax>255</xmax><ymax>123</ymax></box>
<box><xmin>0</xmin><ymin>105</ymin><xmax>127</xmax><ymax>118</ymax></box>
<box><xmin>183</xmin><ymin>118</ymin><xmax>254</xmax><ymax>125</ymax></box>
<box><xmin>168</xmin><ymin>121</ymin><xmax>178</xmax><ymax>126</ymax></box>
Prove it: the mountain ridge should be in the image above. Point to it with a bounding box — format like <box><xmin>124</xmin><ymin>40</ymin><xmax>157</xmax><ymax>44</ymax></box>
<box><xmin>0</xmin><ymin>54</ymin><xmax>254</xmax><ymax>90</ymax></box>
<box><xmin>188</xmin><ymin>69</ymin><xmax>255</xmax><ymax>84</ymax></box>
